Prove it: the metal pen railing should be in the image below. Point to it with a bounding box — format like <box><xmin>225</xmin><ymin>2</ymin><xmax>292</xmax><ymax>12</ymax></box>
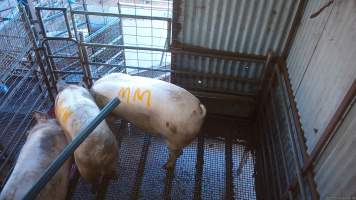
<box><xmin>23</xmin><ymin>97</ymin><xmax>120</xmax><ymax>200</ymax></box>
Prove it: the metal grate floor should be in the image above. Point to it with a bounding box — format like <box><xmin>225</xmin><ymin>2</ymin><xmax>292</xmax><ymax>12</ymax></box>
<box><xmin>69</xmin><ymin>120</ymin><xmax>256</xmax><ymax>200</ymax></box>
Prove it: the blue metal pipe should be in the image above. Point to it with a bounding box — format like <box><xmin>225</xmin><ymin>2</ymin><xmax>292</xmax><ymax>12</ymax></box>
<box><xmin>23</xmin><ymin>97</ymin><xmax>120</xmax><ymax>200</ymax></box>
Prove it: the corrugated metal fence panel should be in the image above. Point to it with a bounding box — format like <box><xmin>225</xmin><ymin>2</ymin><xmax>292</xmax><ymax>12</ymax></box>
<box><xmin>173</xmin><ymin>0</ymin><xmax>301</xmax><ymax>95</ymax></box>
<box><xmin>314</xmin><ymin>102</ymin><xmax>356</xmax><ymax>199</ymax></box>
<box><xmin>286</xmin><ymin>0</ymin><xmax>332</xmax><ymax>92</ymax></box>
<box><xmin>286</xmin><ymin>0</ymin><xmax>356</xmax><ymax>152</ymax></box>
<box><xmin>174</xmin><ymin>54</ymin><xmax>263</xmax><ymax>94</ymax></box>
<box><xmin>177</xmin><ymin>0</ymin><xmax>299</xmax><ymax>55</ymax></box>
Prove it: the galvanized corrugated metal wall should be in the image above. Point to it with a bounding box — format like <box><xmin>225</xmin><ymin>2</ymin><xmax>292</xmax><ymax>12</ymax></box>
<box><xmin>286</xmin><ymin>0</ymin><xmax>356</xmax><ymax>199</ymax></box>
<box><xmin>177</xmin><ymin>0</ymin><xmax>299</xmax><ymax>55</ymax></box>
<box><xmin>173</xmin><ymin>0</ymin><xmax>301</xmax><ymax>97</ymax></box>
<box><xmin>174</xmin><ymin>54</ymin><xmax>262</xmax><ymax>95</ymax></box>
<box><xmin>287</xmin><ymin>0</ymin><xmax>356</xmax><ymax>153</ymax></box>
<box><xmin>255</xmin><ymin>64</ymin><xmax>317</xmax><ymax>200</ymax></box>
<box><xmin>314</xmin><ymin>101</ymin><xmax>356</xmax><ymax>199</ymax></box>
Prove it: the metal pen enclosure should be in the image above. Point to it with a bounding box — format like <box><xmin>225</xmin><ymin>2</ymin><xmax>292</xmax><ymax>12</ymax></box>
<box><xmin>0</xmin><ymin>0</ymin><xmax>339</xmax><ymax>199</ymax></box>
<box><xmin>0</xmin><ymin>1</ymin><xmax>257</xmax><ymax>199</ymax></box>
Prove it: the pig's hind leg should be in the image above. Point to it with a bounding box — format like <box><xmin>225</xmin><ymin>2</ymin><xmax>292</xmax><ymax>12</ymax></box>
<box><xmin>163</xmin><ymin>141</ymin><xmax>183</xmax><ymax>169</ymax></box>
<box><xmin>76</xmin><ymin>165</ymin><xmax>101</xmax><ymax>194</ymax></box>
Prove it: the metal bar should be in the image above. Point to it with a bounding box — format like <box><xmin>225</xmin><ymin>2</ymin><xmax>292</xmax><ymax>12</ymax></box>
<box><xmin>63</xmin><ymin>9</ymin><xmax>73</xmax><ymax>38</ymax></box>
<box><xmin>171</xmin><ymin>44</ymin><xmax>267</xmax><ymax>63</ymax></box>
<box><xmin>47</xmin><ymin>55</ymin><xmax>79</xmax><ymax>59</ymax></box>
<box><xmin>163</xmin><ymin>166</ymin><xmax>175</xmax><ymax>200</ymax></box>
<box><xmin>259</xmin><ymin>111</ymin><xmax>280</xmax><ymax>199</ymax></box>
<box><xmin>257</xmin><ymin>121</ymin><xmax>273</xmax><ymax>200</ymax></box>
<box><xmin>282</xmin><ymin>0</ymin><xmax>308</xmax><ymax>59</ymax></box>
<box><xmin>42</xmin><ymin>37</ymin><xmax>77</xmax><ymax>44</ymax></box>
<box><xmin>88</xmin><ymin>62</ymin><xmax>168</xmax><ymax>72</ymax></box>
<box><xmin>24</xmin><ymin>98</ymin><xmax>120</xmax><ymax>200</ymax></box>
<box><xmin>131</xmin><ymin>134</ymin><xmax>152</xmax><ymax>200</ymax></box>
<box><xmin>79</xmin><ymin>32</ymin><xmax>93</xmax><ymax>87</ymax></box>
<box><xmin>277</xmin><ymin>59</ymin><xmax>309</xmax><ymax>162</ymax></box>
<box><xmin>256</xmin><ymin>51</ymin><xmax>273</xmax><ymax>101</ymax></box>
<box><xmin>303</xmin><ymin>79</ymin><xmax>356</xmax><ymax>174</ymax></box>
<box><xmin>277</xmin><ymin>59</ymin><xmax>319</xmax><ymax>199</ymax></box>
<box><xmin>193</xmin><ymin>135</ymin><xmax>204</xmax><ymax>200</ymax></box>
<box><xmin>35</xmin><ymin>7</ymin><xmax>67</xmax><ymax>11</ymax></box>
<box><xmin>269</xmin><ymin>94</ymin><xmax>294</xmax><ymax>200</ymax></box>
<box><xmin>225</xmin><ymin>134</ymin><xmax>233</xmax><ymax>199</ymax></box>
<box><xmin>41</xmin><ymin>11</ymin><xmax>64</xmax><ymax>22</ymax></box>
<box><xmin>35</xmin><ymin>7</ymin><xmax>47</xmax><ymax>37</ymax></box>
<box><xmin>88</xmin><ymin>62</ymin><xmax>259</xmax><ymax>83</ymax></box>
<box><xmin>264</xmin><ymin>104</ymin><xmax>284</xmax><ymax>199</ymax></box>
<box><xmin>82</xmin><ymin>0</ymin><xmax>92</xmax><ymax>35</ymax></box>
<box><xmin>166</xmin><ymin>20</ymin><xmax>172</xmax><ymax>49</ymax></box>
<box><xmin>35</xmin><ymin>8</ymin><xmax>60</xmax><ymax>81</ymax></box>
<box><xmin>19</xmin><ymin>5</ymin><xmax>55</xmax><ymax>102</ymax></box>
<box><xmin>170</xmin><ymin>0</ymin><xmax>182</xmax><ymax>84</ymax></box>
<box><xmin>185</xmin><ymin>87</ymin><xmax>257</xmax><ymax>97</ymax></box>
<box><xmin>41</xmin><ymin>44</ymin><xmax>59</xmax><ymax>87</ymax></box>
<box><xmin>82</xmin><ymin>42</ymin><xmax>168</xmax><ymax>52</ymax></box>
<box><xmin>191</xmin><ymin>90</ymin><xmax>256</xmax><ymax>103</ymax></box>
<box><xmin>68</xmin><ymin>2</ymin><xmax>80</xmax><ymax>41</ymax></box>
<box><xmin>72</xmin><ymin>10</ymin><xmax>171</xmax><ymax>21</ymax></box>
<box><xmin>274</xmin><ymin>69</ymin><xmax>308</xmax><ymax>200</ymax></box>
<box><xmin>117</xmin><ymin>1</ymin><xmax>126</xmax><ymax>72</ymax></box>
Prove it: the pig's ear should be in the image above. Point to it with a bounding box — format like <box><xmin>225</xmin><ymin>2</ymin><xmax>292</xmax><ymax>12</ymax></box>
<box><xmin>32</xmin><ymin>111</ymin><xmax>48</xmax><ymax>123</ymax></box>
<box><xmin>56</xmin><ymin>79</ymin><xmax>68</xmax><ymax>92</ymax></box>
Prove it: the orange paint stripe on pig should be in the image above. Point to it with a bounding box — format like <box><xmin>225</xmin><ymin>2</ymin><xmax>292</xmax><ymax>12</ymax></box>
<box><xmin>57</xmin><ymin>106</ymin><xmax>73</xmax><ymax>124</ymax></box>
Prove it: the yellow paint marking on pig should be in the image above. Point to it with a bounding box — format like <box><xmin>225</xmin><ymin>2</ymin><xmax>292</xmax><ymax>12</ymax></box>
<box><xmin>56</xmin><ymin>106</ymin><xmax>73</xmax><ymax>125</ymax></box>
<box><xmin>133</xmin><ymin>88</ymin><xmax>151</xmax><ymax>108</ymax></box>
<box><xmin>119</xmin><ymin>87</ymin><xmax>130</xmax><ymax>104</ymax></box>
<box><xmin>117</xmin><ymin>87</ymin><xmax>152</xmax><ymax>108</ymax></box>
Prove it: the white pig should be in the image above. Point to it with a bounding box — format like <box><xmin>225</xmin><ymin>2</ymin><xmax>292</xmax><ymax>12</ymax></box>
<box><xmin>0</xmin><ymin>112</ymin><xmax>70</xmax><ymax>200</ymax></box>
<box><xmin>54</xmin><ymin>83</ymin><xmax>118</xmax><ymax>187</ymax></box>
<box><xmin>91</xmin><ymin>73</ymin><xmax>207</xmax><ymax>169</ymax></box>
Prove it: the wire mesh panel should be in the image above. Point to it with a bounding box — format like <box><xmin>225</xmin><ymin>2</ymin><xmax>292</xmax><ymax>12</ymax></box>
<box><xmin>0</xmin><ymin>7</ymin><xmax>32</xmax><ymax>83</ymax></box>
<box><xmin>0</xmin><ymin>3</ymin><xmax>53</xmax><ymax>189</ymax></box>
<box><xmin>106</xmin><ymin>124</ymin><xmax>146</xmax><ymax>199</ymax></box>
<box><xmin>232</xmin><ymin>144</ymin><xmax>256</xmax><ymax>200</ymax></box>
<box><xmin>201</xmin><ymin>138</ymin><xmax>226</xmax><ymax>200</ymax></box>
<box><xmin>137</xmin><ymin>135</ymin><xmax>168</xmax><ymax>199</ymax></box>
<box><xmin>0</xmin><ymin>73</ymin><xmax>52</xmax><ymax>188</ymax></box>
<box><xmin>171</xmin><ymin>139</ymin><xmax>198</xmax><ymax>200</ymax></box>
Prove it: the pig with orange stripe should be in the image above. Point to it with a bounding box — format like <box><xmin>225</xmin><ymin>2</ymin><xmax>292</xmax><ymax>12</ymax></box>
<box><xmin>91</xmin><ymin>73</ymin><xmax>207</xmax><ymax>169</ymax></box>
<box><xmin>54</xmin><ymin>82</ymin><xmax>118</xmax><ymax>190</ymax></box>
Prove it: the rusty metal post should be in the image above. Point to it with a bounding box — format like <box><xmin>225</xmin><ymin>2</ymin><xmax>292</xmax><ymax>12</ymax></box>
<box><xmin>269</xmin><ymin>94</ymin><xmax>294</xmax><ymax>200</ymax></box>
<box><xmin>18</xmin><ymin>5</ymin><xmax>55</xmax><ymax>102</ymax></box>
<box><xmin>78</xmin><ymin>32</ymin><xmax>93</xmax><ymax>87</ymax></box>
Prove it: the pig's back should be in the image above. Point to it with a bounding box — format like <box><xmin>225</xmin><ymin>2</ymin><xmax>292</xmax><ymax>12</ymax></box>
<box><xmin>55</xmin><ymin>86</ymin><xmax>100</xmax><ymax>135</ymax></box>
<box><xmin>92</xmin><ymin>74</ymin><xmax>205</xmax><ymax>135</ymax></box>
<box><xmin>93</xmin><ymin>74</ymin><xmax>201</xmax><ymax>117</ymax></box>
<box><xmin>0</xmin><ymin>124</ymin><xmax>69</xmax><ymax>200</ymax></box>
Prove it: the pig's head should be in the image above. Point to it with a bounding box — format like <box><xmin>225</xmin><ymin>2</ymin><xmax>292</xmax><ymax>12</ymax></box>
<box><xmin>31</xmin><ymin>111</ymin><xmax>59</xmax><ymax>130</ymax></box>
<box><xmin>33</xmin><ymin>111</ymin><xmax>48</xmax><ymax>124</ymax></box>
<box><xmin>29</xmin><ymin>111</ymin><xmax>63</xmax><ymax>141</ymax></box>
